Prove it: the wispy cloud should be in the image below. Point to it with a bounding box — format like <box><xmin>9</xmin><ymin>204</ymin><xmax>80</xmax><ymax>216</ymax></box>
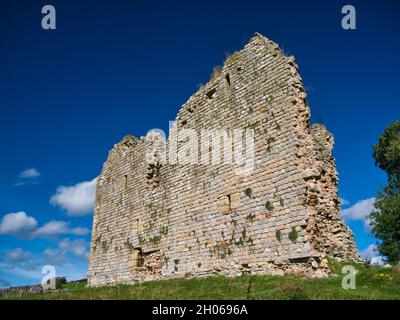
<box><xmin>59</xmin><ymin>238</ymin><xmax>89</xmax><ymax>259</ymax></box>
<box><xmin>15</xmin><ymin>168</ymin><xmax>41</xmax><ymax>186</ymax></box>
<box><xmin>1</xmin><ymin>248</ymin><xmax>40</xmax><ymax>273</ymax></box>
<box><xmin>0</xmin><ymin>278</ymin><xmax>11</xmax><ymax>288</ymax></box>
<box><xmin>43</xmin><ymin>248</ymin><xmax>69</xmax><ymax>266</ymax></box>
<box><xmin>6</xmin><ymin>248</ymin><xmax>33</xmax><ymax>262</ymax></box>
<box><xmin>0</xmin><ymin>212</ymin><xmax>38</xmax><ymax>237</ymax></box>
<box><xmin>0</xmin><ymin>212</ymin><xmax>89</xmax><ymax>239</ymax></box>
<box><xmin>18</xmin><ymin>168</ymin><xmax>41</xmax><ymax>179</ymax></box>
<box><xmin>361</xmin><ymin>244</ymin><xmax>386</xmax><ymax>266</ymax></box>
<box><xmin>43</xmin><ymin>238</ymin><xmax>89</xmax><ymax>265</ymax></box>
<box><xmin>339</xmin><ymin>197</ymin><xmax>350</xmax><ymax>207</ymax></box>
<box><xmin>50</xmin><ymin>178</ymin><xmax>97</xmax><ymax>216</ymax></box>
<box><xmin>340</xmin><ymin>197</ymin><xmax>375</xmax><ymax>230</ymax></box>
<box><xmin>33</xmin><ymin>221</ymin><xmax>89</xmax><ymax>237</ymax></box>
<box><xmin>0</xmin><ymin>262</ymin><xmax>42</xmax><ymax>282</ymax></box>
<box><xmin>0</xmin><ymin>240</ymin><xmax>88</xmax><ymax>286</ymax></box>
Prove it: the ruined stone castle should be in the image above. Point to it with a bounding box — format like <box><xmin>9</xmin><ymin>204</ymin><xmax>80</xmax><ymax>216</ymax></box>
<box><xmin>88</xmin><ymin>33</ymin><xmax>361</xmax><ymax>287</ymax></box>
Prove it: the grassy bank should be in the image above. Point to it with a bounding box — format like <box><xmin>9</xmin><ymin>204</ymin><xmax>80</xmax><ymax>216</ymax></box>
<box><xmin>2</xmin><ymin>261</ymin><xmax>400</xmax><ymax>300</ymax></box>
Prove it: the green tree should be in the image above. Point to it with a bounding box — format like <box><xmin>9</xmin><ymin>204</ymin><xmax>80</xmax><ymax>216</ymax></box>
<box><xmin>369</xmin><ymin>193</ymin><xmax>400</xmax><ymax>262</ymax></box>
<box><xmin>372</xmin><ymin>120</ymin><xmax>400</xmax><ymax>193</ymax></box>
<box><xmin>369</xmin><ymin>120</ymin><xmax>400</xmax><ymax>263</ymax></box>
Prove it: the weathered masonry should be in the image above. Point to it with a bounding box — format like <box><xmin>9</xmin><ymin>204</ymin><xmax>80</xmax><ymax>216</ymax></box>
<box><xmin>88</xmin><ymin>33</ymin><xmax>361</xmax><ymax>287</ymax></box>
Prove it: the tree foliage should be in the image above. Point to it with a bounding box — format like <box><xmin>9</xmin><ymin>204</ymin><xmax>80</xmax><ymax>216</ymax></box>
<box><xmin>370</xmin><ymin>120</ymin><xmax>400</xmax><ymax>263</ymax></box>
<box><xmin>369</xmin><ymin>193</ymin><xmax>400</xmax><ymax>263</ymax></box>
<box><xmin>373</xmin><ymin>120</ymin><xmax>400</xmax><ymax>191</ymax></box>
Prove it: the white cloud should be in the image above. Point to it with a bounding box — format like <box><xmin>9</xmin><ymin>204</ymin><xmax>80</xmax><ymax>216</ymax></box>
<box><xmin>16</xmin><ymin>168</ymin><xmax>41</xmax><ymax>185</ymax></box>
<box><xmin>6</xmin><ymin>248</ymin><xmax>33</xmax><ymax>262</ymax></box>
<box><xmin>33</xmin><ymin>221</ymin><xmax>66</xmax><ymax>236</ymax></box>
<box><xmin>69</xmin><ymin>227</ymin><xmax>90</xmax><ymax>236</ymax></box>
<box><xmin>361</xmin><ymin>244</ymin><xmax>386</xmax><ymax>266</ymax></box>
<box><xmin>0</xmin><ymin>212</ymin><xmax>38</xmax><ymax>237</ymax></box>
<box><xmin>0</xmin><ymin>242</ymin><xmax>89</xmax><ymax>286</ymax></box>
<box><xmin>43</xmin><ymin>248</ymin><xmax>69</xmax><ymax>266</ymax></box>
<box><xmin>0</xmin><ymin>261</ymin><xmax>42</xmax><ymax>281</ymax></box>
<box><xmin>370</xmin><ymin>256</ymin><xmax>386</xmax><ymax>265</ymax></box>
<box><xmin>6</xmin><ymin>248</ymin><xmax>32</xmax><ymax>262</ymax></box>
<box><xmin>50</xmin><ymin>178</ymin><xmax>97</xmax><ymax>216</ymax></box>
<box><xmin>19</xmin><ymin>168</ymin><xmax>41</xmax><ymax>179</ymax></box>
<box><xmin>340</xmin><ymin>197</ymin><xmax>375</xmax><ymax>230</ymax></box>
<box><xmin>1</xmin><ymin>247</ymin><xmax>39</xmax><ymax>273</ymax></box>
<box><xmin>362</xmin><ymin>244</ymin><xmax>377</xmax><ymax>258</ymax></box>
<box><xmin>32</xmin><ymin>221</ymin><xmax>90</xmax><ymax>237</ymax></box>
<box><xmin>42</xmin><ymin>238</ymin><xmax>88</xmax><ymax>266</ymax></box>
<box><xmin>59</xmin><ymin>238</ymin><xmax>88</xmax><ymax>259</ymax></box>
<box><xmin>0</xmin><ymin>211</ymin><xmax>89</xmax><ymax>239</ymax></box>
<box><xmin>339</xmin><ymin>197</ymin><xmax>350</xmax><ymax>206</ymax></box>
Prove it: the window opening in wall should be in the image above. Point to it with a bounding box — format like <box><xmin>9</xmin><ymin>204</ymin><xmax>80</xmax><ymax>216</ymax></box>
<box><xmin>225</xmin><ymin>74</ymin><xmax>231</xmax><ymax>87</ymax></box>
<box><xmin>136</xmin><ymin>249</ymin><xmax>144</xmax><ymax>267</ymax></box>
<box><xmin>121</xmin><ymin>174</ymin><xmax>128</xmax><ymax>191</ymax></box>
<box><xmin>206</xmin><ymin>88</ymin><xmax>216</xmax><ymax>99</ymax></box>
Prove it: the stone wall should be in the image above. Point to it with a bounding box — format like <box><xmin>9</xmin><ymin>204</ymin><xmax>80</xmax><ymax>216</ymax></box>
<box><xmin>88</xmin><ymin>33</ymin><xmax>361</xmax><ymax>287</ymax></box>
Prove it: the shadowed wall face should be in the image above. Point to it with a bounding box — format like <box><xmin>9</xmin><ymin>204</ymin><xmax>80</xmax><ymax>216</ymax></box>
<box><xmin>87</xmin><ymin>33</ymin><xmax>360</xmax><ymax>287</ymax></box>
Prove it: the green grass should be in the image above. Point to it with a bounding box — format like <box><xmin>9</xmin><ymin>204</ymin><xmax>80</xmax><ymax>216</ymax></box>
<box><xmin>2</xmin><ymin>261</ymin><xmax>400</xmax><ymax>300</ymax></box>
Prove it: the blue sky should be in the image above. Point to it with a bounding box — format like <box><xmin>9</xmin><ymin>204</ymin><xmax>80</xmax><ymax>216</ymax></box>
<box><xmin>0</xmin><ymin>0</ymin><xmax>399</xmax><ymax>287</ymax></box>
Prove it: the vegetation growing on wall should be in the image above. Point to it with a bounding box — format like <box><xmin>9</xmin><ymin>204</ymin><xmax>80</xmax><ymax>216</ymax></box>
<box><xmin>289</xmin><ymin>227</ymin><xmax>298</xmax><ymax>243</ymax></box>
<box><xmin>265</xmin><ymin>201</ymin><xmax>274</xmax><ymax>211</ymax></box>
<box><xmin>275</xmin><ymin>230</ymin><xmax>282</xmax><ymax>243</ymax></box>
